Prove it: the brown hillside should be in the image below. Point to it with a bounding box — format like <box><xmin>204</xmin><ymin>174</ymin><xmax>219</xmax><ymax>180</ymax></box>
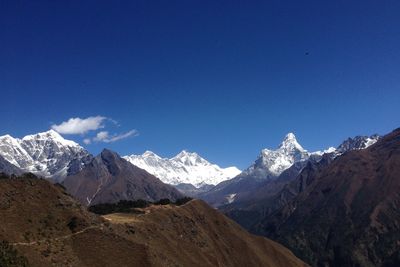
<box><xmin>105</xmin><ymin>199</ymin><xmax>307</xmax><ymax>267</ymax></box>
<box><xmin>0</xmin><ymin>174</ymin><xmax>150</xmax><ymax>267</ymax></box>
<box><xmin>0</xmin><ymin>174</ymin><xmax>307</xmax><ymax>267</ymax></box>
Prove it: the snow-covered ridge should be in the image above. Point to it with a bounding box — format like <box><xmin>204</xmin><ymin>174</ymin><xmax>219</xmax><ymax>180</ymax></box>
<box><xmin>0</xmin><ymin>130</ymin><xmax>90</xmax><ymax>180</ymax></box>
<box><xmin>242</xmin><ymin>132</ymin><xmax>380</xmax><ymax>180</ymax></box>
<box><xmin>336</xmin><ymin>134</ymin><xmax>380</xmax><ymax>154</ymax></box>
<box><xmin>124</xmin><ymin>150</ymin><xmax>241</xmax><ymax>188</ymax></box>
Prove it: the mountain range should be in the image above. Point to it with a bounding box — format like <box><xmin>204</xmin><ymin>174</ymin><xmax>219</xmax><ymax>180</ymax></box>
<box><xmin>0</xmin><ymin>130</ymin><xmax>241</xmax><ymax>191</ymax></box>
<box><xmin>198</xmin><ymin>132</ymin><xmax>375</xmax><ymax>207</ymax></box>
<box><xmin>0</xmin><ymin>127</ymin><xmax>398</xmax><ymax>266</ymax></box>
<box><xmin>0</xmin><ymin>130</ymin><xmax>381</xmax><ymax>208</ymax></box>
<box><xmin>124</xmin><ymin>150</ymin><xmax>240</xmax><ymax>187</ymax></box>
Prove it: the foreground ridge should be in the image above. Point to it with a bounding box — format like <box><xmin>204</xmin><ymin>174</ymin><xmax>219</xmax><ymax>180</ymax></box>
<box><xmin>0</xmin><ymin>173</ymin><xmax>307</xmax><ymax>267</ymax></box>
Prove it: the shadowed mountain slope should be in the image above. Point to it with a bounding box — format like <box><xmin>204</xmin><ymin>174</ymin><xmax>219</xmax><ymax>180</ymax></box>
<box><xmin>63</xmin><ymin>149</ymin><xmax>183</xmax><ymax>206</ymax></box>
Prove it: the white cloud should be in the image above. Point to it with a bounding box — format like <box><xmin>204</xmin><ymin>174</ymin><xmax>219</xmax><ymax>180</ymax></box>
<box><xmin>83</xmin><ymin>138</ymin><xmax>92</xmax><ymax>145</ymax></box>
<box><xmin>93</xmin><ymin>130</ymin><xmax>138</xmax><ymax>143</ymax></box>
<box><xmin>93</xmin><ymin>131</ymin><xmax>110</xmax><ymax>142</ymax></box>
<box><xmin>51</xmin><ymin>116</ymin><xmax>106</xmax><ymax>135</ymax></box>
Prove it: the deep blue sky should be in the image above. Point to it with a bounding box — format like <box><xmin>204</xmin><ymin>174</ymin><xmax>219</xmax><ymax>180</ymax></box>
<box><xmin>1</xmin><ymin>0</ymin><xmax>400</xmax><ymax>169</ymax></box>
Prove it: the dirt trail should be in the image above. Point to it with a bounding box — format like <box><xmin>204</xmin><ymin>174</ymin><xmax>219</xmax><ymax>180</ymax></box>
<box><xmin>11</xmin><ymin>224</ymin><xmax>104</xmax><ymax>246</ymax></box>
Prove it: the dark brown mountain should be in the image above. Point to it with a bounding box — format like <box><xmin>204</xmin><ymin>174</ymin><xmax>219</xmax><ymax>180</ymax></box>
<box><xmin>222</xmin><ymin>155</ymin><xmax>333</xmax><ymax>229</ymax></box>
<box><xmin>252</xmin><ymin>128</ymin><xmax>400</xmax><ymax>266</ymax></box>
<box><xmin>63</xmin><ymin>149</ymin><xmax>183</xmax><ymax>206</ymax></box>
<box><xmin>198</xmin><ymin>172</ymin><xmax>265</xmax><ymax>207</ymax></box>
<box><xmin>0</xmin><ymin>173</ymin><xmax>307</xmax><ymax>267</ymax></box>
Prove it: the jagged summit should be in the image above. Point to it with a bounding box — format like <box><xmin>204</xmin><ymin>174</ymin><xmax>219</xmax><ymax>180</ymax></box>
<box><xmin>142</xmin><ymin>150</ymin><xmax>161</xmax><ymax>158</ymax></box>
<box><xmin>173</xmin><ymin>150</ymin><xmax>199</xmax><ymax>159</ymax></box>
<box><xmin>99</xmin><ymin>148</ymin><xmax>121</xmax><ymax>162</ymax></box>
<box><xmin>244</xmin><ymin>133</ymin><xmax>310</xmax><ymax>179</ymax></box>
<box><xmin>172</xmin><ymin>150</ymin><xmax>205</xmax><ymax>166</ymax></box>
<box><xmin>23</xmin><ymin>129</ymin><xmax>75</xmax><ymax>142</ymax></box>
<box><xmin>281</xmin><ymin>132</ymin><xmax>297</xmax><ymax>144</ymax></box>
<box><xmin>336</xmin><ymin>134</ymin><xmax>380</xmax><ymax>153</ymax></box>
<box><xmin>278</xmin><ymin>132</ymin><xmax>305</xmax><ymax>151</ymax></box>
<box><xmin>0</xmin><ymin>130</ymin><xmax>90</xmax><ymax>180</ymax></box>
<box><xmin>22</xmin><ymin>129</ymin><xmax>81</xmax><ymax>150</ymax></box>
<box><xmin>22</xmin><ymin>129</ymin><xmax>60</xmax><ymax>139</ymax></box>
<box><xmin>124</xmin><ymin>150</ymin><xmax>241</xmax><ymax>187</ymax></box>
<box><xmin>100</xmin><ymin>148</ymin><xmax>118</xmax><ymax>156</ymax></box>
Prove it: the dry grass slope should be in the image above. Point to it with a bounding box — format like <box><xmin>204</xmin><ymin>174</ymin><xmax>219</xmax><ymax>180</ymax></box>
<box><xmin>106</xmin><ymin>200</ymin><xmax>307</xmax><ymax>267</ymax></box>
<box><xmin>0</xmin><ymin>174</ymin><xmax>306</xmax><ymax>267</ymax></box>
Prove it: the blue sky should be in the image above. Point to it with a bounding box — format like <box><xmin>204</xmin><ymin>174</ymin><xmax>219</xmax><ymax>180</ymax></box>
<box><xmin>1</xmin><ymin>0</ymin><xmax>400</xmax><ymax>169</ymax></box>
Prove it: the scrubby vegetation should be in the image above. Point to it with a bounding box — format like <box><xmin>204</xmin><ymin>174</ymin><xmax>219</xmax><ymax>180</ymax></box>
<box><xmin>88</xmin><ymin>199</ymin><xmax>150</xmax><ymax>215</ymax></box>
<box><xmin>89</xmin><ymin>197</ymin><xmax>193</xmax><ymax>215</ymax></box>
<box><xmin>0</xmin><ymin>172</ymin><xmax>39</xmax><ymax>180</ymax></box>
<box><xmin>174</xmin><ymin>197</ymin><xmax>193</xmax><ymax>206</ymax></box>
<box><xmin>0</xmin><ymin>241</ymin><xmax>29</xmax><ymax>267</ymax></box>
<box><xmin>154</xmin><ymin>198</ymin><xmax>171</xmax><ymax>205</ymax></box>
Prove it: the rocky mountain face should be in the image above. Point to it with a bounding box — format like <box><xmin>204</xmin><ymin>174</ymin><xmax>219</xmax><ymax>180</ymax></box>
<box><xmin>248</xmin><ymin>128</ymin><xmax>400</xmax><ymax>266</ymax></box>
<box><xmin>0</xmin><ymin>173</ymin><xmax>307</xmax><ymax>267</ymax></box>
<box><xmin>0</xmin><ymin>154</ymin><xmax>23</xmax><ymax>175</ymax></box>
<box><xmin>63</xmin><ymin>149</ymin><xmax>183</xmax><ymax>206</ymax></box>
<box><xmin>335</xmin><ymin>134</ymin><xmax>380</xmax><ymax>154</ymax></box>
<box><xmin>124</xmin><ymin>150</ymin><xmax>240</xmax><ymax>188</ymax></box>
<box><xmin>0</xmin><ymin>130</ymin><xmax>91</xmax><ymax>181</ymax></box>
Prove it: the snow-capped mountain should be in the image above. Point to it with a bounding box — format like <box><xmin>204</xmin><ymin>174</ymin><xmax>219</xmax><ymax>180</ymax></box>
<box><xmin>199</xmin><ymin>132</ymin><xmax>382</xmax><ymax>207</ymax></box>
<box><xmin>242</xmin><ymin>133</ymin><xmax>314</xmax><ymax>179</ymax></box>
<box><xmin>124</xmin><ymin>150</ymin><xmax>241</xmax><ymax>187</ymax></box>
<box><xmin>336</xmin><ymin>134</ymin><xmax>380</xmax><ymax>154</ymax></box>
<box><xmin>0</xmin><ymin>130</ymin><xmax>91</xmax><ymax>180</ymax></box>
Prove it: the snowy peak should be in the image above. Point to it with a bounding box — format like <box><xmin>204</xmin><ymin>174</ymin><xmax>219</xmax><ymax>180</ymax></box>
<box><xmin>311</xmin><ymin>134</ymin><xmax>380</xmax><ymax>157</ymax></box>
<box><xmin>278</xmin><ymin>133</ymin><xmax>305</xmax><ymax>151</ymax></box>
<box><xmin>0</xmin><ymin>130</ymin><xmax>90</xmax><ymax>180</ymax></box>
<box><xmin>244</xmin><ymin>133</ymin><xmax>311</xmax><ymax>178</ymax></box>
<box><xmin>142</xmin><ymin>150</ymin><xmax>161</xmax><ymax>158</ymax></box>
<box><xmin>22</xmin><ymin>129</ymin><xmax>79</xmax><ymax>148</ymax></box>
<box><xmin>23</xmin><ymin>129</ymin><xmax>61</xmax><ymax>140</ymax></box>
<box><xmin>124</xmin><ymin>150</ymin><xmax>241</xmax><ymax>187</ymax></box>
<box><xmin>172</xmin><ymin>150</ymin><xmax>207</xmax><ymax>166</ymax></box>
